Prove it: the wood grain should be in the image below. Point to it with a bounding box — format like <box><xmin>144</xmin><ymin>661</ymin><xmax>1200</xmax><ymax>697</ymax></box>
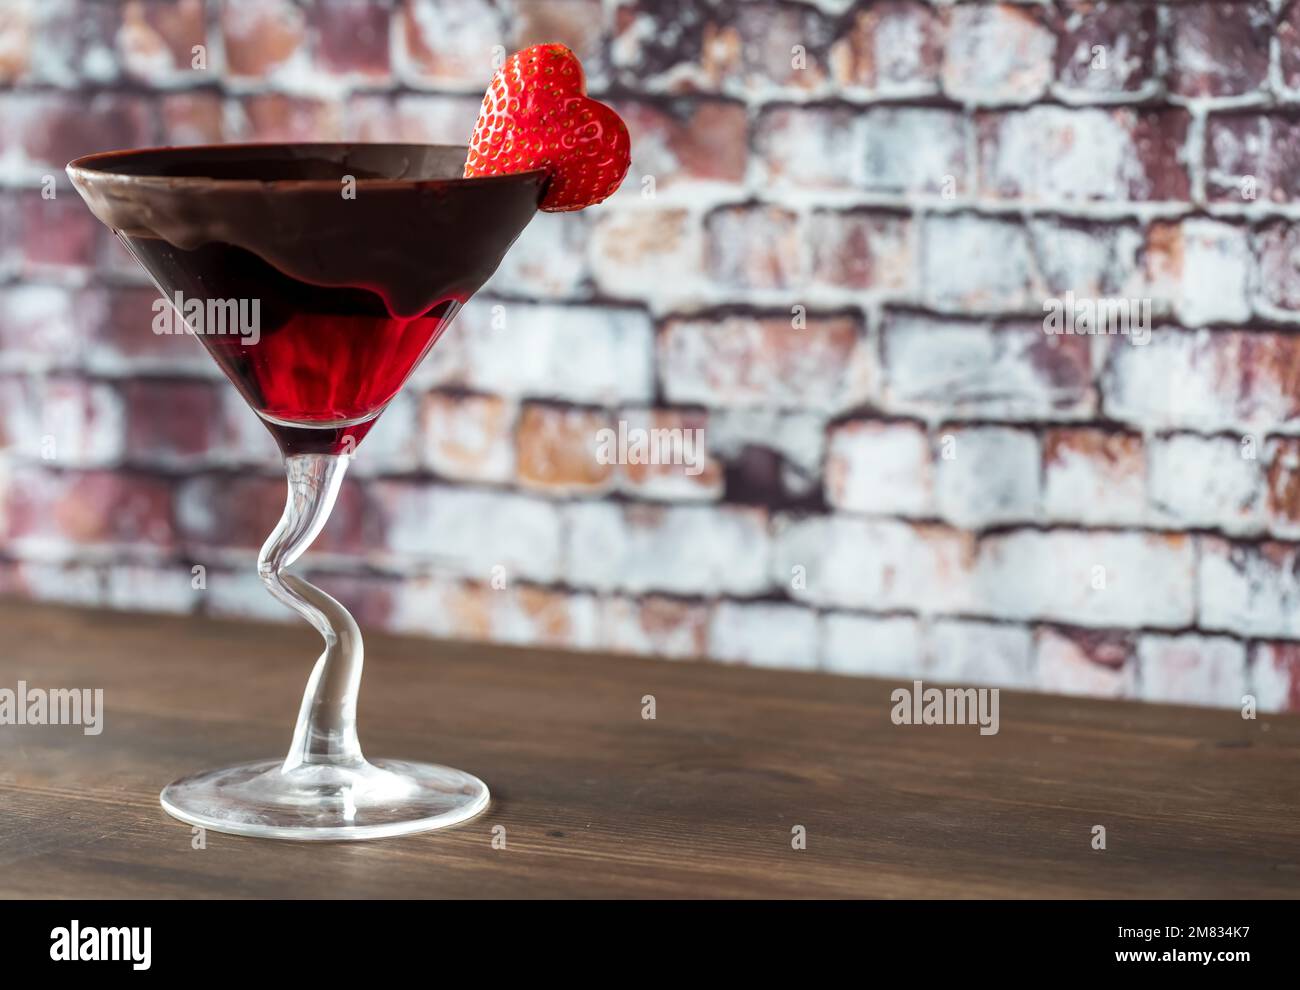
<box><xmin>0</xmin><ymin>601</ymin><xmax>1297</xmax><ymax>898</ymax></box>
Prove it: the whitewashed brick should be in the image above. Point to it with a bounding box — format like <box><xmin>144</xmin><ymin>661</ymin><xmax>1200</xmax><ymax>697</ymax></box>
<box><xmin>926</xmin><ymin>619</ymin><xmax>1035</xmax><ymax>688</ymax></box>
<box><xmin>105</xmin><ymin>564</ymin><xmax>202</xmax><ymax>614</ymax></box>
<box><xmin>375</xmin><ymin>483</ymin><xmax>563</xmax><ymax>583</ymax></box>
<box><xmin>1250</xmin><ymin>643</ymin><xmax>1300</xmax><ymax>713</ymax></box>
<box><xmin>588</xmin><ymin>207</ymin><xmax>702</xmax><ymax>306</ymax></box>
<box><xmin>1043</xmin><ymin>429</ymin><xmax>1147</xmax><ymax>527</ymax></box>
<box><xmin>1148</xmin><ymin>433</ymin><xmax>1263</xmax><ymax>533</ymax></box>
<box><xmin>936</xmin><ymin>426</ymin><xmax>1040</xmax><ymax>528</ymax></box>
<box><xmin>659</xmin><ymin>314</ymin><xmax>872</xmax><ymax>413</ymax></box>
<box><xmin>943</xmin><ymin>4</ymin><xmax>1054</xmax><ymax>104</ymax></box>
<box><xmin>1199</xmin><ymin>537</ymin><xmax>1300</xmax><ymax>638</ymax></box>
<box><xmin>825</xmin><ymin>421</ymin><xmax>934</xmax><ymax>516</ymax></box>
<box><xmin>1036</xmin><ymin>628</ymin><xmax>1137</xmax><ymax>698</ymax></box>
<box><xmin>484</xmin><ymin>210</ymin><xmax>592</xmax><ymax>300</ymax></box>
<box><xmin>1147</xmin><ymin>219</ymin><xmax>1252</xmax><ymax>327</ymax></box>
<box><xmin>566</xmin><ymin>503</ymin><xmax>770</xmax><ymax>596</ymax></box>
<box><xmin>598</xmin><ymin>595</ymin><xmax>711</xmax><ymax>660</ymax></box>
<box><xmin>884</xmin><ymin>314</ymin><xmax>1094</xmax><ymax>421</ymax></box>
<box><xmin>0</xmin><ymin>378</ymin><xmax>124</xmax><ymax>467</ymax></box>
<box><xmin>921</xmin><ymin>215</ymin><xmax>1036</xmax><ymax>312</ymax></box>
<box><xmin>820</xmin><ymin>612</ymin><xmax>924</xmax><ymax>677</ymax></box>
<box><xmin>773</xmin><ymin>515</ymin><xmax>974</xmax><ymax>613</ymax></box>
<box><xmin>422</xmin><ymin>301</ymin><xmax>654</xmax><ymax>405</ymax></box>
<box><xmin>1102</xmin><ymin>329</ymin><xmax>1300</xmax><ymax>434</ymax></box>
<box><xmin>1138</xmin><ymin>634</ymin><xmax>1247</xmax><ymax>708</ymax></box>
<box><xmin>975</xmin><ymin>530</ymin><xmax>1195</xmax><ymax>627</ymax></box>
<box><xmin>709</xmin><ymin>601</ymin><xmax>818</xmax><ymax>669</ymax></box>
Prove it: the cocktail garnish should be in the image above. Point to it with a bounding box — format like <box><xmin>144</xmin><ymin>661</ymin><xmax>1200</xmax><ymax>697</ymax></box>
<box><xmin>464</xmin><ymin>43</ymin><xmax>631</xmax><ymax>212</ymax></box>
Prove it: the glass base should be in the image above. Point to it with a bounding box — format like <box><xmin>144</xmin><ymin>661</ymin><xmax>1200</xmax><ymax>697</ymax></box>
<box><xmin>160</xmin><ymin>758</ymin><xmax>490</xmax><ymax>841</ymax></box>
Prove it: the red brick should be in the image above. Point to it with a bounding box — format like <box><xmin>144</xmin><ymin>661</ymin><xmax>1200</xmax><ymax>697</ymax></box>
<box><xmin>810</xmin><ymin>210</ymin><xmax>913</xmax><ymax>292</ymax></box>
<box><xmin>25</xmin><ymin>0</ymin><xmax>121</xmax><ymax>85</ymax></box>
<box><xmin>753</xmin><ymin>105</ymin><xmax>862</xmax><ymax>191</ymax></box>
<box><xmin>0</xmin><ymin>285</ymin><xmax>93</xmax><ymax>370</ymax></box>
<box><xmin>883</xmin><ymin>314</ymin><xmax>1095</xmax><ymax>422</ymax></box>
<box><xmin>159</xmin><ymin>92</ymin><xmax>225</xmax><ymax>145</ymax></box>
<box><xmin>121</xmin><ymin>379</ymin><xmax>224</xmax><ymax>466</ymax></box>
<box><xmin>0</xmin><ymin>193</ymin><xmax>16</xmax><ymax>276</ymax></box>
<box><xmin>309</xmin><ymin>0</ymin><xmax>391</xmax><ymax>80</ymax></box>
<box><xmin>117</xmin><ymin>0</ymin><xmax>208</xmax><ymax>84</ymax></box>
<box><xmin>14</xmin><ymin>92</ymin><xmax>155</xmax><ymax>175</ymax></box>
<box><xmin>1252</xmin><ymin>642</ymin><xmax>1300</xmax><ymax>712</ymax></box>
<box><xmin>829</xmin><ymin>0</ymin><xmax>941</xmax><ymax>93</ymax></box>
<box><xmin>0</xmin><ymin>375</ymin><xmax>124</xmax><ymax>465</ymax></box>
<box><xmin>392</xmin><ymin>576</ymin><xmax>596</xmax><ymax>648</ymax></box>
<box><xmin>515</xmin><ymin>403</ymin><xmax>615</xmax><ymax>494</ymax></box>
<box><xmin>942</xmin><ymin>3</ymin><xmax>1055</xmax><ymax>103</ymax></box>
<box><xmin>978</xmin><ymin>107</ymin><xmax>1191</xmax><ymax>203</ymax></box>
<box><xmin>1053</xmin><ymin>2</ymin><xmax>1158</xmax><ymax>98</ymax></box>
<box><xmin>1205</xmin><ymin>113</ymin><xmax>1300</xmax><ymax>204</ymax></box>
<box><xmin>1042</xmin><ymin>428</ymin><xmax>1146</xmax><ymax>526</ymax></box>
<box><xmin>1103</xmin><ymin>329</ymin><xmax>1300</xmax><ymax>433</ymax></box>
<box><xmin>177</xmin><ymin>472</ymin><xmax>376</xmax><ymax>557</ymax></box>
<box><xmin>705</xmin><ymin>205</ymin><xmax>802</xmax><ymax>290</ymax></box>
<box><xmin>1255</xmin><ymin>220</ymin><xmax>1300</xmax><ymax>313</ymax></box>
<box><xmin>345</xmin><ymin>93</ymin><xmax>481</xmax><ymax>144</ymax></box>
<box><xmin>221</xmin><ymin>0</ymin><xmax>306</xmax><ymax>78</ymax></box>
<box><xmin>611</xmin><ymin>0</ymin><xmax>832</xmax><ymax>94</ymax></box>
<box><xmin>1142</xmin><ymin>218</ymin><xmax>1251</xmax><ymax>326</ymax></box>
<box><xmin>589</xmin><ymin>207</ymin><xmax>699</xmax><ymax>301</ymax></box>
<box><xmin>659</xmin><ymin>313</ymin><xmax>870</xmax><ymax>413</ymax></box>
<box><xmin>17</xmin><ymin>190</ymin><xmax>102</xmax><ymax>272</ymax></box>
<box><xmin>1266</xmin><ymin>437</ymin><xmax>1300</xmax><ymax>533</ymax></box>
<box><xmin>599</xmin><ymin>595</ymin><xmax>710</xmax><ymax>659</ymax></box>
<box><xmin>0</xmin><ymin>0</ymin><xmax>33</xmax><ymax>83</ymax></box>
<box><xmin>399</xmin><ymin>0</ymin><xmax>504</xmax><ymax>89</ymax></box>
<box><xmin>233</xmin><ymin>95</ymin><xmax>342</xmax><ymax>142</ymax></box>
<box><xmin>1037</xmin><ymin>628</ymin><xmax>1136</xmax><ymax>698</ymax></box>
<box><xmin>87</xmin><ymin>287</ymin><xmax>214</xmax><ymax>374</ymax></box>
<box><xmin>613</xmin><ymin>99</ymin><xmax>748</xmax><ymax>191</ymax></box>
<box><xmin>1281</xmin><ymin>2</ymin><xmax>1300</xmax><ymax>91</ymax></box>
<box><xmin>489</xmin><ymin>211</ymin><xmax>593</xmax><ymax>300</ymax></box>
<box><xmin>1138</xmin><ymin>634</ymin><xmax>1247</xmax><ymax>707</ymax></box>
<box><xmin>511</xmin><ymin>0</ymin><xmax>606</xmax><ymax>84</ymax></box>
<box><xmin>310</xmin><ymin>572</ymin><xmax>397</xmax><ymax>629</ymax></box>
<box><xmin>5</xmin><ymin>466</ymin><xmax>176</xmax><ymax>552</ymax></box>
<box><xmin>711</xmin><ymin>2</ymin><xmax>834</xmax><ymax>94</ymax></box>
<box><xmin>422</xmin><ymin>391</ymin><xmax>516</xmax><ymax>483</ymax></box>
<box><xmin>1167</xmin><ymin>2</ymin><xmax>1272</xmax><ymax>98</ymax></box>
<box><xmin>614</xmin><ymin>408</ymin><xmax>722</xmax><ymax>501</ymax></box>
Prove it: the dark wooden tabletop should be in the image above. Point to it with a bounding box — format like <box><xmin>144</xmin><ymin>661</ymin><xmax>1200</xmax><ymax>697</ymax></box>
<box><xmin>1</xmin><ymin>600</ymin><xmax>1298</xmax><ymax>898</ymax></box>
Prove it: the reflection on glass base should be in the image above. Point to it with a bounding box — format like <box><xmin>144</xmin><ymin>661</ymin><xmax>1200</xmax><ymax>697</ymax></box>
<box><xmin>160</xmin><ymin>758</ymin><xmax>490</xmax><ymax>841</ymax></box>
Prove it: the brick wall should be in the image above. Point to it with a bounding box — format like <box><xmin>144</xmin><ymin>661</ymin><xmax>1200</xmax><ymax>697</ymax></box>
<box><xmin>2</xmin><ymin>0</ymin><xmax>1300</xmax><ymax>712</ymax></box>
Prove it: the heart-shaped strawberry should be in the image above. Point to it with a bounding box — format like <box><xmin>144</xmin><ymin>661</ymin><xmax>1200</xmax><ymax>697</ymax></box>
<box><xmin>464</xmin><ymin>44</ymin><xmax>631</xmax><ymax>213</ymax></box>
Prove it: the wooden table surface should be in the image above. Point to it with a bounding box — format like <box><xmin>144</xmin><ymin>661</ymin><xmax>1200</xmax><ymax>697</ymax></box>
<box><xmin>1</xmin><ymin>600</ymin><xmax>1298</xmax><ymax>898</ymax></box>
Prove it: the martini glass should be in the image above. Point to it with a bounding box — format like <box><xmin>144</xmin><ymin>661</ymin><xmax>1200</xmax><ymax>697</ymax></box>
<box><xmin>68</xmin><ymin>144</ymin><xmax>545</xmax><ymax>840</ymax></box>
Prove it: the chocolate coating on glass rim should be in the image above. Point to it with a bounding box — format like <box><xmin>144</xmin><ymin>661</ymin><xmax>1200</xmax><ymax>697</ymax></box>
<box><xmin>67</xmin><ymin>143</ymin><xmax>548</xmax><ymax>319</ymax></box>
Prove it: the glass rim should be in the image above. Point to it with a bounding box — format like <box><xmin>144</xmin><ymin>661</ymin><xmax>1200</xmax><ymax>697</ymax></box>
<box><xmin>66</xmin><ymin>141</ymin><xmax>549</xmax><ymax>190</ymax></box>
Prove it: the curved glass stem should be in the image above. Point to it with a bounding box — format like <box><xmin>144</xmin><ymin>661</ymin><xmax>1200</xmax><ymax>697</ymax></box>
<box><xmin>158</xmin><ymin>449</ymin><xmax>490</xmax><ymax>839</ymax></box>
<box><xmin>257</xmin><ymin>453</ymin><xmax>364</xmax><ymax>772</ymax></box>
